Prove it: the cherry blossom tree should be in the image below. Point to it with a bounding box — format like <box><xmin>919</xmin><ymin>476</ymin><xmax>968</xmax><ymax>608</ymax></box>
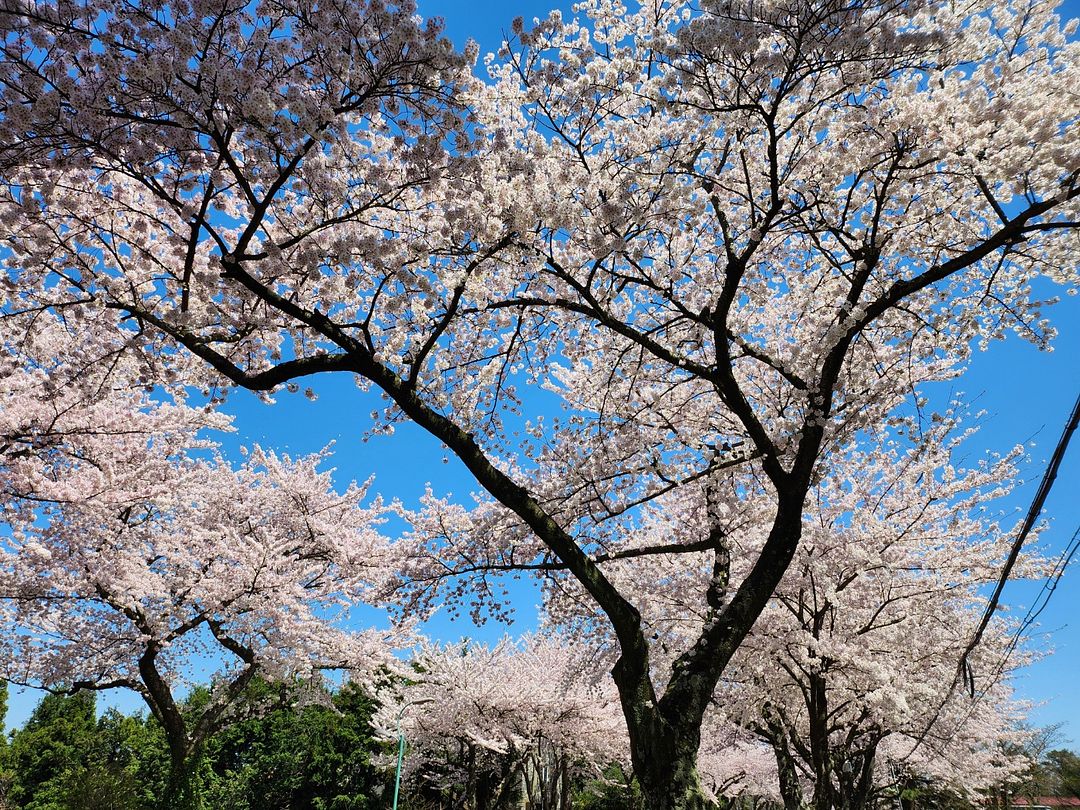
<box><xmin>380</xmin><ymin>633</ymin><xmax>790</xmax><ymax>809</ymax></box>
<box><xmin>1</xmin><ymin>0</ymin><xmax>1078</xmax><ymax>805</ymax></box>
<box><xmin>723</xmin><ymin>423</ymin><xmax>1038</xmax><ymax>810</ymax></box>
<box><xmin>0</xmin><ymin>312</ymin><xmax>398</xmax><ymax>809</ymax></box>
<box><xmin>377</xmin><ymin>634</ymin><xmax>626</xmax><ymax>809</ymax></box>
<box><xmin>695</xmin><ymin>719</ymin><xmax>780</xmax><ymax>807</ymax></box>
<box><xmin>732</xmin><ymin>542</ymin><xmax>1033</xmax><ymax>810</ymax></box>
<box><xmin>537</xmin><ymin>413</ymin><xmax>1040</xmax><ymax>809</ymax></box>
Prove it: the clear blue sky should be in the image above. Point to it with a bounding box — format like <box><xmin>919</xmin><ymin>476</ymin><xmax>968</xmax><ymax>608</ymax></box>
<box><xmin>6</xmin><ymin>0</ymin><xmax>1080</xmax><ymax>756</ymax></box>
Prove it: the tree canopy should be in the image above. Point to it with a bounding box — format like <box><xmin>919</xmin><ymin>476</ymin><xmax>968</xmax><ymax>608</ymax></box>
<box><xmin>0</xmin><ymin>0</ymin><xmax>1077</xmax><ymax>806</ymax></box>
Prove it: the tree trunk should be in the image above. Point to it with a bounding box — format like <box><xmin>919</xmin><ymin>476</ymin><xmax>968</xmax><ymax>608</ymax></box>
<box><xmin>808</xmin><ymin>674</ymin><xmax>832</xmax><ymax>810</ymax></box>
<box><xmin>770</xmin><ymin>737</ymin><xmax>805</xmax><ymax>810</ymax></box>
<box><xmin>635</xmin><ymin>748</ymin><xmax>712</xmax><ymax>810</ymax></box>
<box><xmin>848</xmin><ymin>755</ymin><xmax>876</xmax><ymax>810</ymax></box>
<box><xmin>612</xmin><ymin>499</ymin><xmax>811</xmax><ymax>810</ymax></box>
<box><xmin>624</xmin><ymin>711</ymin><xmax>712</xmax><ymax>810</ymax></box>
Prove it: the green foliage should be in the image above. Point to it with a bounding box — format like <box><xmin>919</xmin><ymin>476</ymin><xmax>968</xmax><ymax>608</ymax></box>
<box><xmin>0</xmin><ymin>682</ymin><xmax>392</xmax><ymax>810</ymax></box>
<box><xmin>203</xmin><ymin>680</ymin><xmax>389</xmax><ymax>810</ymax></box>
<box><xmin>1036</xmin><ymin>749</ymin><xmax>1080</xmax><ymax>799</ymax></box>
<box><xmin>84</xmin><ymin>709</ymin><xmax>169</xmax><ymax>810</ymax></box>
<box><xmin>0</xmin><ymin>694</ymin><xmax>170</xmax><ymax>810</ymax></box>
<box><xmin>897</xmin><ymin>779</ymin><xmax>975</xmax><ymax>810</ymax></box>
<box><xmin>6</xmin><ymin>692</ymin><xmax>97</xmax><ymax>810</ymax></box>
<box><xmin>573</xmin><ymin>764</ymin><xmax>644</xmax><ymax>810</ymax></box>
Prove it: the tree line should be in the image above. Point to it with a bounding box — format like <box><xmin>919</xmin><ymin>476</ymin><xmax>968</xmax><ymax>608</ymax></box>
<box><xmin>2</xmin><ymin>678</ymin><xmax>1077</xmax><ymax>810</ymax></box>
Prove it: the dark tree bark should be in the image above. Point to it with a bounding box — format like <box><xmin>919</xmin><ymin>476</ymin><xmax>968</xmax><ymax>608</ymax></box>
<box><xmin>761</xmin><ymin>709</ymin><xmax>805</xmax><ymax>810</ymax></box>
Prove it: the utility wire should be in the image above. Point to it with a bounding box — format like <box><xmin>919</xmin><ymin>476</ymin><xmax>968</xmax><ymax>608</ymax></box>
<box><xmin>1016</xmin><ymin>522</ymin><xmax>1080</xmax><ymax>636</ymax></box>
<box><xmin>901</xmin><ymin>390</ymin><xmax>1080</xmax><ymax>766</ymax></box>
<box><xmin>956</xmin><ymin>389</ymin><xmax>1080</xmax><ymax>696</ymax></box>
<box><xmin>985</xmin><ymin>522</ymin><xmax>1080</xmax><ymax>689</ymax></box>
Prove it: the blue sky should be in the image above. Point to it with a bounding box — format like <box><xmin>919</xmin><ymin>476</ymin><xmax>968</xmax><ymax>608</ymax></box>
<box><xmin>414</xmin><ymin>0</ymin><xmax>1080</xmax><ymax>747</ymax></box>
<box><xmin>949</xmin><ymin>289</ymin><xmax>1080</xmax><ymax>744</ymax></box>
<box><xmin>6</xmin><ymin>0</ymin><xmax>1080</xmax><ymax>757</ymax></box>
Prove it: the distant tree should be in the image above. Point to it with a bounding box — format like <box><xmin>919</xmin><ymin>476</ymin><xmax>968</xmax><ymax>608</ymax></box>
<box><xmin>1004</xmin><ymin>724</ymin><xmax>1070</xmax><ymax>802</ymax></box>
<box><xmin>5</xmin><ymin>692</ymin><xmax>96</xmax><ymax>810</ymax></box>
<box><xmin>382</xmin><ymin>636</ymin><xmax>626</xmax><ymax>810</ymax></box>
<box><xmin>0</xmin><ymin>313</ymin><xmax>399</xmax><ymax>809</ymax></box>
<box><xmin>1</xmin><ymin>694</ymin><xmax>154</xmax><ymax>810</ymax></box>
<box><xmin>0</xmin><ymin>680</ymin><xmax>396</xmax><ymax>810</ymax></box>
<box><xmin>205</xmin><ymin>679</ymin><xmax>387</xmax><ymax>810</ymax></box>
<box><xmin>1040</xmin><ymin>750</ymin><xmax>1080</xmax><ymax>799</ymax></box>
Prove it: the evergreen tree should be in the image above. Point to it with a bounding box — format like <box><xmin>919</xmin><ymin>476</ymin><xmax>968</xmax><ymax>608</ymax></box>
<box><xmin>60</xmin><ymin>709</ymin><xmax>171</xmax><ymax>810</ymax></box>
<box><xmin>205</xmin><ymin>681</ymin><xmax>387</xmax><ymax>810</ymax></box>
<box><xmin>0</xmin><ymin>681</ymin><xmax>11</xmax><ymax>809</ymax></box>
<box><xmin>6</xmin><ymin>692</ymin><xmax>96</xmax><ymax>810</ymax></box>
<box><xmin>1041</xmin><ymin>750</ymin><xmax>1080</xmax><ymax>799</ymax></box>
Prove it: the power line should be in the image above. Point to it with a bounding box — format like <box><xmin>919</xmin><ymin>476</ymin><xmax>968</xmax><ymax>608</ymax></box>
<box><xmin>993</xmin><ymin>522</ymin><xmax>1080</xmax><ymax>681</ymax></box>
<box><xmin>903</xmin><ymin>390</ymin><xmax>1080</xmax><ymax>763</ymax></box>
<box><xmin>956</xmin><ymin>389</ymin><xmax>1080</xmax><ymax>696</ymax></box>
